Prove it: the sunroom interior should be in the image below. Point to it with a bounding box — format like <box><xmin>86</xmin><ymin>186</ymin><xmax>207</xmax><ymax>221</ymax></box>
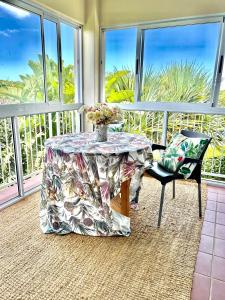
<box><xmin>0</xmin><ymin>0</ymin><xmax>225</xmax><ymax>299</ymax></box>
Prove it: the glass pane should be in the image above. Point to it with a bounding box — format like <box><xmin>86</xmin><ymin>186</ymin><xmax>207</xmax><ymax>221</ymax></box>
<box><xmin>105</xmin><ymin>28</ymin><xmax>137</xmax><ymax>103</ymax></box>
<box><xmin>0</xmin><ymin>1</ymin><xmax>44</xmax><ymax>104</ymax></box>
<box><xmin>44</xmin><ymin>19</ymin><xmax>59</xmax><ymax>102</ymax></box>
<box><xmin>141</xmin><ymin>23</ymin><xmax>221</xmax><ymax>103</ymax></box>
<box><xmin>61</xmin><ymin>23</ymin><xmax>76</xmax><ymax>104</ymax></box>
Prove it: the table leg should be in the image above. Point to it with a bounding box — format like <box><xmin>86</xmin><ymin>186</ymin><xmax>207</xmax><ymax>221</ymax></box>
<box><xmin>120</xmin><ymin>179</ymin><xmax>131</xmax><ymax>217</ymax></box>
<box><xmin>110</xmin><ymin>179</ymin><xmax>131</xmax><ymax>217</ymax></box>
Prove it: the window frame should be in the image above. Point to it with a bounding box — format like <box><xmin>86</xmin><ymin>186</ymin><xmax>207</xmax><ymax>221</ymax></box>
<box><xmin>100</xmin><ymin>15</ymin><xmax>225</xmax><ymax>112</ymax></box>
<box><xmin>0</xmin><ymin>0</ymin><xmax>83</xmax><ymax>118</ymax></box>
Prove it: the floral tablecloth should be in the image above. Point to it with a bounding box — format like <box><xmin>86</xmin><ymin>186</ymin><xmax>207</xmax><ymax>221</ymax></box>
<box><xmin>40</xmin><ymin>132</ymin><xmax>152</xmax><ymax>236</ymax></box>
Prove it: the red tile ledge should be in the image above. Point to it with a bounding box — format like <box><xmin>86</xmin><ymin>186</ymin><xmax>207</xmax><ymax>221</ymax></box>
<box><xmin>191</xmin><ymin>273</ymin><xmax>211</xmax><ymax>300</ymax></box>
<box><xmin>195</xmin><ymin>252</ymin><xmax>212</xmax><ymax>276</ymax></box>
<box><xmin>211</xmin><ymin>279</ymin><xmax>225</xmax><ymax>300</ymax></box>
<box><xmin>199</xmin><ymin>235</ymin><xmax>214</xmax><ymax>254</ymax></box>
<box><xmin>212</xmin><ymin>256</ymin><xmax>225</xmax><ymax>282</ymax></box>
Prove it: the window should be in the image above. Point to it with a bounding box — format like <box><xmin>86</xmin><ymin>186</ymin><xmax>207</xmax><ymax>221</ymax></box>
<box><xmin>104</xmin><ymin>28</ymin><xmax>137</xmax><ymax>103</ymax></box>
<box><xmin>61</xmin><ymin>23</ymin><xmax>77</xmax><ymax>104</ymax></box>
<box><xmin>0</xmin><ymin>1</ymin><xmax>44</xmax><ymax>104</ymax></box>
<box><xmin>102</xmin><ymin>19</ymin><xmax>225</xmax><ymax>107</ymax></box>
<box><xmin>44</xmin><ymin>19</ymin><xmax>59</xmax><ymax>102</ymax></box>
<box><xmin>0</xmin><ymin>1</ymin><xmax>81</xmax><ymax>106</ymax></box>
<box><xmin>141</xmin><ymin>23</ymin><xmax>220</xmax><ymax>103</ymax></box>
<box><xmin>0</xmin><ymin>0</ymin><xmax>82</xmax><ymax>206</ymax></box>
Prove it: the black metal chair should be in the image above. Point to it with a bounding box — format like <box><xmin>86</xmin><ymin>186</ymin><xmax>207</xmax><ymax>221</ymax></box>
<box><xmin>145</xmin><ymin>130</ymin><xmax>212</xmax><ymax>227</ymax></box>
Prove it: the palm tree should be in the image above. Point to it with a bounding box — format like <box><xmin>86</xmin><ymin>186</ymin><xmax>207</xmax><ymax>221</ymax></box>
<box><xmin>45</xmin><ymin>55</ymin><xmax>60</xmax><ymax>101</ymax></box>
<box><xmin>105</xmin><ymin>62</ymin><xmax>212</xmax><ymax>104</ymax></box>
<box><xmin>0</xmin><ymin>55</ymin><xmax>76</xmax><ymax>103</ymax></box>
<box><xmin>62</xmin><ymin>63</ymin><xmax>75</xmax><ymax>104</ymax></box>
<box><xmin>143</xmin><ymin>62</ymin><xmax>211</xmax><ymax>103</ymax></box>
<box><xmin>19</xmin><ymin>54</ymin><xmax>45</xmax><ymax>102</ymax></box>
<box><xmin>0</xmin><ymin>80</ymin><xmax>23</xmax><ymax>104</ymax></box>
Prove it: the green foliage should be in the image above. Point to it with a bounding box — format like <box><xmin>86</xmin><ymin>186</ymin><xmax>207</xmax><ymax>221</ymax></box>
<box><xmin>45</xmin><ymin>55</ymin><xmax>60</xmax><ymax>101</ymax></box>
<box><xmin>0</xmin><ymin>55</ymin><xmax>76</xmax><ymax>103</ymax></box>
<box><xmin>0</xmin><ymin>80</ymin><xmax>23</xmax><ymax>104</ymax></box>
<box><xmin>0</xmin><ymin>59</ymin><xmax>224</xmax><ymax>187</ymax></box>
<box><xmin>0</xmin><ymin>111</ymin><xmax>75</xmax><ymax>187</ymax></box>
<box><xmin>142</xmin><ymin>62</ymin><xmax>211</xmax><ymax>102</ymax></box>
<box><xmin>219</xmin><ymin>90</ymin><xmax>225</xmax><ymax>107</ymax></box>
<box><xmin>0</xmin><ymin>119</ymin><xmax>15</xmax><ymax>184</ymax></box>
<box><xmin>19</xmin><ymin>114</ymin><xmax>47</xmax><ymax>176</ymax></box>
<box><xmin>105</xmin><ymin>62</ymin><xmax>211</xmax><ymax>103</ymax></box>
<box><xmin>105</xmin><ymin>68</ymin><xmax>135</xmax><ymax>103</ymax></box>
<box><xmin>62</xmin><ymin>62</ymin><xmax>75</xmax><ymax>104</ymax></box>
<box><xmin>19</xmin><ymin>54</ymin><xmax>45</xmax><ymax>102</ymax></box>
<box><xmin>123</xmin><ymin>111</ymin><xmax>164</xmax><ymax>142</ymax></box>
<box><xmin>0</xmin><ymin>54</ymin><xmax>77</xmax><ymax>188</ymax></box>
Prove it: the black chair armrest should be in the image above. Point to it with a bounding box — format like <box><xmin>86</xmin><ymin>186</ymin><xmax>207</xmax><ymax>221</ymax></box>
<box><xmin>182</xmin><ymin>157</ymin><xmax>202</xmax><ymax>165</ymax></box>
<box><xmin>152</xmin><ymin>144</ymin><xmax>167</xmax><ymax>151</ymax></box>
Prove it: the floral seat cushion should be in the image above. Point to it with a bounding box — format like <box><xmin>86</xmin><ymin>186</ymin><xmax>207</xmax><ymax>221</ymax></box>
<box><xmin>158</xmin><ymin>133</ymin><xmax>208</xmax><ymax>178</ymax></box>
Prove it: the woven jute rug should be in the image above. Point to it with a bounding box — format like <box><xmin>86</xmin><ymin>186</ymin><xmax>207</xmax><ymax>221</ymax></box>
<box><xmin>0</xmin><ymin>177</ymin><xmax>206</xmax><ymax>300</ymax></box>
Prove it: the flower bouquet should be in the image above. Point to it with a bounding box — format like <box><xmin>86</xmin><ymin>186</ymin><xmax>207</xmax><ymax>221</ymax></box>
<box><xmin>82</xmin><ymin>103</ymin><xmax>122</xmax><ymax>142</ymax></box>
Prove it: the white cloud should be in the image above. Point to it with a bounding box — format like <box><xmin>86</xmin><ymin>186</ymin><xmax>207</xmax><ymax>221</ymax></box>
<box><xmin>0</xmin><ymin>29</ymin><xmax>19</xmax><ymax>37</ymax></box>
<box><xmin>8</xmin><ymin>29</ymin><xmax>19</xmax><ymax>33</ymax></box>
<box><xmin>0</xmin><ymin>30</ymin><xmax>9</xmax><ymax>37</ymax></box>
<box><xmin>0</xmin><ymin>2</ymin><xmax>30</xmax><ymax>19</ymax></box>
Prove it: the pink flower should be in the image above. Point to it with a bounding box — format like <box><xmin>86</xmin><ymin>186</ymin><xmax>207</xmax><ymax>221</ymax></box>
<box><xmin>123</xmin><ymin>161</ymin><xmax>135</xmax><ymax>179</ymax></box>
<box><xmin>100</xmin><ymin>181</ymin><xmax>110</xmax><ymax>201</ymax></box>
<box><xmin>47</xmin><ymin>147</ymin><xmax>53</xmax><ymax>161</ymax></box>
<box><xmin>74</xmin><ymin>154</ymin><xmax>86</xmax><ymax>172</ymax></box>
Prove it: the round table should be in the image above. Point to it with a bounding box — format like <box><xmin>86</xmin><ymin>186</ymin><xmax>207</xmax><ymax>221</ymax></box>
<box><xmin>40</xmin><ymin>132</ymin><xmax>152</xmax><ymax>236</ymax></box>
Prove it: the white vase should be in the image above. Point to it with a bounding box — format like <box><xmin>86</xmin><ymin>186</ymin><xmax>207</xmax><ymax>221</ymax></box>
<box><xmin>95</xmin><ymin>124</ymin><xmax>108</xmax><ymax>142</ymax></box>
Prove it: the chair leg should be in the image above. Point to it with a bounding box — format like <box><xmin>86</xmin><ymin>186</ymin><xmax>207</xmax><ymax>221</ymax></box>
<box><xmin>158</xmin><ymin>185</ymin><xmax>166</xmax><ymax>228</ymax></box>
<box><xmin>198</xmin><ymin>182</ymin><xmax>202</xmax><ymax>219</ymax></box>
<box><xmin>172</xmin><ymin>180</ymin><xmax>175</xmax><ymax>199</ymax></box>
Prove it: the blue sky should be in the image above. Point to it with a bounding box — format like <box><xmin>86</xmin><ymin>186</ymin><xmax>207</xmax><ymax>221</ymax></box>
<box><xmin>0</xmin><ymin>2</ymin><xmax>41</xmax><ymax>80</ymax></box>
<box><xmin>61</xmin><ymin>23</ymin><xmax>75</xmax><ymax>68</ymax></box>
<box><xmin>0</xmin><ymin>1</ymin><xmax>221</xmax><ymax>82</ymax></box>
<box><xmin>105</xmin><ymin>23</ymin><xmax>221</xmax><ymax>77</ymax></box>
<box><xmin>44</xmin><ymin>19</ymin><xmax>58</xmax><ymax>63</ymax></box>
<box><xmin>0</xmin><ymin>2</ymin><xmax>74</xmax><ymax>81</ymax></box>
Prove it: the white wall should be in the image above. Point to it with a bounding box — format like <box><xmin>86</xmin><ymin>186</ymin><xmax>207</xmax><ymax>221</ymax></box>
<box><xmin>33</xmin><ymin>0</ymin><xmax>85</xmax><ymax>24</ymax></box>
<box><xmin>100</xmin><ymin>0</ymin><xmax>225</xmax><ymax>27</ymax></box>
<box><xmin>83</xmin><ymin>0</ymin><xmax>100</xmax><ymax>130</ymax></box>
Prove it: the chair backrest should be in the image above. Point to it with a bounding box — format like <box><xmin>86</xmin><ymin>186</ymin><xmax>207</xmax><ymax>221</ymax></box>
<box><xmin>180</xmin><ymin>129</ymin><xmax>212</xmax><ymax>182</ymax></box>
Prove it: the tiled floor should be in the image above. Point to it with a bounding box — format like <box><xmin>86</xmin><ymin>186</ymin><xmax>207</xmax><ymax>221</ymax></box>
<box><xmin>192</xmin><ymin>185</ymin><xmax>225</xmax><ymax>300</ymax></box>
